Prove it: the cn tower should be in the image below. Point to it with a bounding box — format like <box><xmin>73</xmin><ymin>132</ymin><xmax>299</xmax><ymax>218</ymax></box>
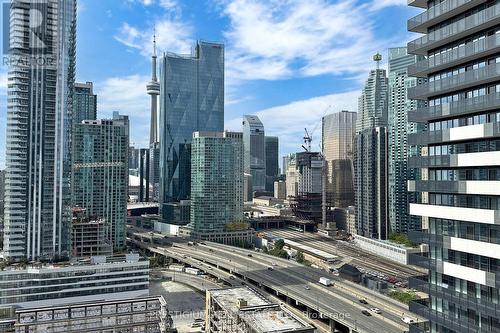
<box><xmin>147</xmin><ymin>30</ymin><xmax>160</xmax><ymax>144</ymax></box>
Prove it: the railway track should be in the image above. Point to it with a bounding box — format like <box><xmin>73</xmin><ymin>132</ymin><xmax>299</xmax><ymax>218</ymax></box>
<box><xmin>264</xmin><ymin>229</ymin><xmax>422</xmax><ymax>279</ymax></box>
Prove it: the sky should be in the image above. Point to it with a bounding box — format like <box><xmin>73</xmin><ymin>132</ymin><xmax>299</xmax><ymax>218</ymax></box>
<box><xmin>0</xmin><ymin>0</ymin><xmax>421</xmax><ymax>169</ymax></box>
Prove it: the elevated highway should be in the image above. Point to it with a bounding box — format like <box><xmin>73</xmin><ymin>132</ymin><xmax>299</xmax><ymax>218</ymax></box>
<box><xmin>129</xmin><ymin>238</ymin><xmax>422</xmax><ymax>333</ymax></box>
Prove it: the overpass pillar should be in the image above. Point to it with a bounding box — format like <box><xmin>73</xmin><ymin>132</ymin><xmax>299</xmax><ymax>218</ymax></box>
<box><xmin>329</xmin><ymin>319</ymin><xmax>336</xmax><ymax>332</ymax></box>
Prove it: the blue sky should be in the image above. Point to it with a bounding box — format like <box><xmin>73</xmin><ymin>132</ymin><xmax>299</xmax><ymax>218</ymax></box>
<box><xmin>0</xmin><ymin>0</ymin><xmax>420</xmax><ymax>168</ymax></box>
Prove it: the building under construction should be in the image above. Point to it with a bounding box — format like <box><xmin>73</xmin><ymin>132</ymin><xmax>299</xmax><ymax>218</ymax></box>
<box><xmin>71</xmin><ymin>208</ymin><xmax>112</xmax><ymax>258</ymax></box>
<box><xmin>288</xmin><ymin>152</ymin><xmax>325</xmax><ymax>224</ymax></box>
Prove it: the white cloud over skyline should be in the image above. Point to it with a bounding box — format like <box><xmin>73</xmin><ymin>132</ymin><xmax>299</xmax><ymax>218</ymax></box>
<box><xmin>226</xmin><ymin>90</ymin><xmax>359</xmax><ymax>154</ymax></box>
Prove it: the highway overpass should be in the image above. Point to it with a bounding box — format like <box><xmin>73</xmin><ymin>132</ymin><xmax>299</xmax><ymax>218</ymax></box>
<box><xmin>129</xmin><ymin>238</ymin><xmax>421</xmax><ymax>333</ymax></box>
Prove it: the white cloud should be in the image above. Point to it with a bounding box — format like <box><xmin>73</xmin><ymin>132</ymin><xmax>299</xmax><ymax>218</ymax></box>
<box><xmin>221</xmin><ymin>0</ymin><xmax>403</xmax><ymax>83</ymax></box>
<box><xmin>226</xmin><ymin>90</ymin><xmax>359</xmax><ymax>153</ymax></box>
<box><xmin>114</xmin><ymin>16</ymin><xmax>192</xmax><ymax>56</ymax></box>
<box><xmin>96</xmin><ymin>74</ymin><xmax>152</xmax><ymax>148</ymax></box>
<box><xmin>371</xmin><ymin>0</ymin><xmax>407</xmax><ymax>11</ymax></box>
<box><xmin>97</xmin><ymin>74</ymin><xmax>150</xmax><ymax>117</ymax></box>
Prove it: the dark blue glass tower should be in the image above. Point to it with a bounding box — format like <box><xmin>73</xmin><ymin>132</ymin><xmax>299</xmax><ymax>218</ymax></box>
<box><xmin>159</xmin><ymin>41</ymin><xmax>224</xmax><ymax>223</ymax></box>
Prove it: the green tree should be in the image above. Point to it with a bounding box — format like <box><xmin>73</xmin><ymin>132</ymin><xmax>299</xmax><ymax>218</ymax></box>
<box><xmin>296</xmin><ymin>251</ymin><xmax>305</xmax><ymax>264</ymax></box>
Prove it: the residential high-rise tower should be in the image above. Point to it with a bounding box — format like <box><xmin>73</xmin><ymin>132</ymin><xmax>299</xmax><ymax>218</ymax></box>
<box><xmin>73</xmin><ymin>81</ymin><xmax>97</xmax><ymax>124</ymax></box>
<box><xmin>188</xmin><ymin>131</ymin><xmax>243</xmax><ymax>235</ymax></box>
<box><xmin>407</xmin><ymin>1</ymin><xmax>500</xmax><ymax>332</ymax></box>
<box><xmin>72</xmin><ymin>113</ymin><xmax>129</xmax><ymax>249</ymax></box>
<box><xmin>354</xmin><ymin>55</ymin><xmax>389</xmax><ymax>240</ymax></box>
<box><xmin>3</xmin><ymin>0</ymin><xmax>77</xmax><ymax>261</ymax></box>
<box><xmin>388</xmin><ymin>47</ymin><xmax>423</xmax><ymax>234</ymax></box>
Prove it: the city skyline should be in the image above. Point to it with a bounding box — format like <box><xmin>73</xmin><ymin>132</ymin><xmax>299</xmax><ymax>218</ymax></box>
<box><xmin>0</xmin><ymin>0</ymin><xmax>417</xmax><ymax>169</ymax></box>
<box><xmin>0</xmin><ymin>1</ymin><xmax>498</xmax><ymax>332</ymax></box>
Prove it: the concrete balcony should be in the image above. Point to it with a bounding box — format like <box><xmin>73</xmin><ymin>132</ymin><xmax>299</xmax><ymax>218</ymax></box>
<box><xmin>408</xmin><ymin>0</ymin><xmax>486</xmax><ymax>33</ymax></box>
<box><xmin>408</xmin><ymin>122</ymin><xmax>500</xmax><ymax>145</ymax></box>
<box><xmin>409</xmin><ymin>151</ymin><xmax>500</xmax><ymax>168</ymax></box>
<box><xmin>409</xmin><ymin>32</ymin><xmax>500</xmax><ymax>77</ymax></box>
<box><xmin>410</xmin><ymin>203</ymin><xmax>500</xmax><ymax>224</ymax></box>
<box><xmin>408</xmin><ymin>3</ymin><xmax>500</xmax><ymax>55</ymax></box>
<box><xmin>408</xmin><ymin>0</ymin><xmax>428</xmax><ymax>8</ymax></box>
<box><xmin>408</xmin><ymin>93</ymin><xmax>500</xmax><ymax>123</ymax></box>
<box><xmin>446</xmin><ymin>236</ymin><xmax>500</xmax><ymax>260</ymax></box>
<box><xmin>408</xmin><ymin>62</ymin><xmax>500</xmax><ymax>100</ymax></box>
<box><xmin>408</xmin><ymin>180</ymin><xmax>500</xmax><ymax>195</ymax></box>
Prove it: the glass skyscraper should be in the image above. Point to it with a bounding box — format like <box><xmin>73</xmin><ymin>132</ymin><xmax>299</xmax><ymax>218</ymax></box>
<box><xmin>3</xmin><ymin>0</ymin><xmax>77</xmax><ymax>261</ymax></box>
<box><xmin>188</xmin><ymin>131</ymin><xmax>243</xmax><ymax>234</ymax></box>
<box><xmin>265</xmin><ymin>136</ymin><xmax>279</xmax><ymax>192</ymax></box>
<box><xmin>242</xmin><ymin>115</ymin><xmax>266</xmax><ymax>193</ymax></box>
<box><xmin>355</xmin><ymin>63</ymin><xmax>389</xmax><ymax>240</ymax></box>
<box><xmin>72</xmin><ymin>113</ymin><xmax>129</xmax><ymax>249</ymax></box>
<box><xmin>73</xmin><ymin>81</ymin><xmax>97</xmax><ymax>124</ymax></box>
<box><xmin>322</xmin><ymin>111</ymin><xmax>357</xmax><ymax>208</ymax></box>
<box><xmin>159</xmin><ymin>41</ymin><xmax>224</xmax><ymax>222</ymax></box>
<box><xmin>388</xmin><ymin>47</ymin><xmax>424</xmax><ymax>234</ymax></box>
<box><xmin>407</xmin><ymin>1</ymin><xmax>500</xmax><ymax>332</ymax></box>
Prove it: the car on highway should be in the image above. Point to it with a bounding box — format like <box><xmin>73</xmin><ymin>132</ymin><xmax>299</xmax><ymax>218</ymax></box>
<box><xmin>401</xmin><ymin>317</ymin><xmax>415</xmax><ymax>324</ymax></box>
<box><xmin>361</xmin><ymin>310</ymin><xmax>372</xmax><ymax>316</ymax></box>
<box><xmin>370</xmin><ymin>307</ymin><xmax>381</xmax><ymax>314</ymax></box>
<box><xmin>358</xmin><ymin>299</ymin><xmax>368</xmax><ymax>305</ymax></box>
<box><xmin>267</xmin><ymin>267</ymin><xmax>273</xmax><ymax>270</ymax></box>
<box><xmin>304</xmin><ymin>285</ymin><xmax>310</xmax><ymax>290</ymax></box>
<box><xmin>247</xmin><ymin>253</ymin><xmax>253</xmax><ymax>257</ymax></box>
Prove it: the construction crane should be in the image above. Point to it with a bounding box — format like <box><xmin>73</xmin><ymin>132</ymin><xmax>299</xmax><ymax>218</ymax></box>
<box><xmin>302</xmin><ymin>104</ymin><xmax>332</xmax><ymax>152</ymax></box>
<box><xmin>299</xmin><ymin>104</ymin><xmax>333</xmax><ymax>229</ymax></box>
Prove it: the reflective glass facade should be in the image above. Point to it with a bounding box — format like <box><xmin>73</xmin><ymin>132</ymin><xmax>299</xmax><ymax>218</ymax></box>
<box><xmin>265</xmin><ymin>136</ymin><xmax>279</xmax><ymax>192</ymax></box>
<box><xmin>73</xmin><ymin>81</ymin><xmax>97</xmax><ymax>124</ymax></box>
<box><xmin>322</xmin><ymin>111</ymin><xmax>357</xmax><ymax>208</ymax></box>
<box><xmin>242</xmin><ymin>115</ymin><xmax>266</xmax><ymax>192</ymax></box>
<box><xmin>159</xmin><ymin>41</ymin><xmax>224</xmax><ymax>222</ymax></box>
<box><xmin>189</xmin><ymin>132</ymin><xmax>243</xmax><ymax>233</ymax></box>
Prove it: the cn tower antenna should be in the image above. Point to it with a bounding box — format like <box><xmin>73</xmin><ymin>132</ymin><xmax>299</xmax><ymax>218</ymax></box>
<box><xmin>153</xmin><ymin>25</ymin><xmax>157</xmax><ymax>57</ymax></box>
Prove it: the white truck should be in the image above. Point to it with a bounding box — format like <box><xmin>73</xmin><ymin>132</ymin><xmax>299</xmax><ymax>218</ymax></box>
<box><xmin>185</xmin><ymin>267</ymin><xmax>201</xmax><ymax>275</ymax></box>
<box><xmin>319</xmin><ymin>277</ymin><xmax>333</xmax><ymax>286</ymax></box>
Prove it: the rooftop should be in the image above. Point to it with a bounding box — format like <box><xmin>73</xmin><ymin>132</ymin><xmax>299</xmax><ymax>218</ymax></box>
<box><xmin>0</xmin><ymin>254</ymin><xmax>146</xmax><ymax>273</ymax></box>
<box><xmin>210</xmin><ymin>287</ymin><xmax>313</xmax><ymax>332</ymax></box>
<box><xmin>210</xmin><ymin>287</ymin><xmax>269</xmax><ymax>309</ymax></box>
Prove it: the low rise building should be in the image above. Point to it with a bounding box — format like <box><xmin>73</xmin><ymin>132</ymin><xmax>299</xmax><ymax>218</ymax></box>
<box><xmin>0</xmin><ymin>254</ymin><xmax>149</xmax><ymax>309</ymax></box>
<box><xmin>353</xmin><ymin>234</ymin><xmax>421</xmax><ymax>265</ymax></box>
<box><xmin>4</xmin><ymin>296</ymin><xmax>172</xmax><ymax>333</ymax></box>
<box><xmin>206</xmin><ymin>287</ymin><xmax>314</xmax><ymax>333</ymax></box>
